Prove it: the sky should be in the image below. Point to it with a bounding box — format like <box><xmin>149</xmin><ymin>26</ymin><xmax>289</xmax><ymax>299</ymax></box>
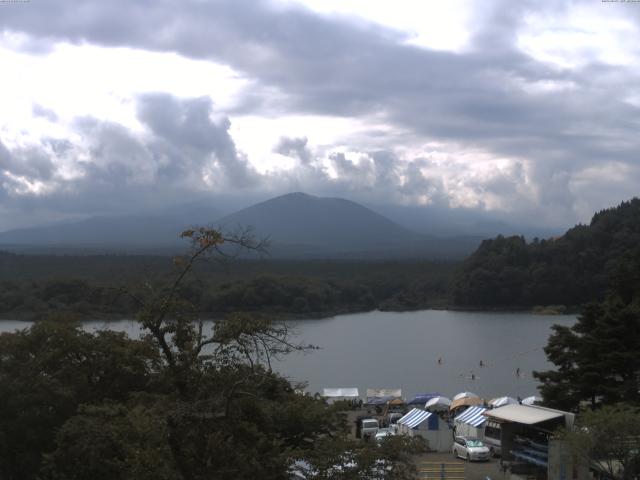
<box><xmin>1</xmin><ymin>0</ymin><xmax>639</xmax><ymax>231</ymax></box>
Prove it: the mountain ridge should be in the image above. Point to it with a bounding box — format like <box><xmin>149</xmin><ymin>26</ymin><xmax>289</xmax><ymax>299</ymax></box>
<box><xmin>0</xmin><ymin>192</ymin><xmax>483</xmax><ymax>258</ymax></box>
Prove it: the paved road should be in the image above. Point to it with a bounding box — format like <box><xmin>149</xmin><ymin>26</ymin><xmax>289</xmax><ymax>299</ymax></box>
<box><xmin>414</xmin><ymin>452</ymin><xmax>507</xmax><ymax>480</ymax></box>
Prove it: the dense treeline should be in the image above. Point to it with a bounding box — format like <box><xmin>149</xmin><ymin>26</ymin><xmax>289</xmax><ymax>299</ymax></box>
<box><xmin>533</xmin><ymin>247</ymin><xmax>640</xmax><ymax>479</ymax></box>
<box><xmin>0</xmin><ymin>254</ymin><xmax>455</xmax><ymax>319</ymax></box>
<box><xmin>452</xmin><ymin>198</ymin><xmax>640</xmax><ymax>307</ymax></box>
<box><xmin>0</xmin><ymin>228</ymin><xmax>424</xmax><ymax>479</ymax></box>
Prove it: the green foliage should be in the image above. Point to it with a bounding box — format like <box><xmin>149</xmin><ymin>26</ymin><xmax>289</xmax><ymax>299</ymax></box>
<box><xmin>534</xmin><ymin>247</ymin><xmax>640</xmax><ymax>410</ymax></box>
<box><xmin>453</xmin><ymin>198</ymin><xmax>640</xmax><ymax>307</ymax></box>
<box><xmin>0</xmin><ymin>228</ymin><xmax>421</xmax><ymax>479</ymax></box>
<box><xmin>0</xmin><ymin>318</ymin><xmax>158</xmax><ymax>479</ymax></box>
<box><xmin>0</xmin><ymin>256</ymin><xmax>455</xmax><ymax>319</ymax></box>
<box><xmin>558</xmin><ymin>404</ymin><xmax>640</xmax><ymax>480</ymax></box>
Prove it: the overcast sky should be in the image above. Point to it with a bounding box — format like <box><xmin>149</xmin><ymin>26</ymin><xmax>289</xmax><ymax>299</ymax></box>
<box><xmin>1</xmin><ymin>0</ymin><xmax>639</xmax><ymax>231</ymax></box>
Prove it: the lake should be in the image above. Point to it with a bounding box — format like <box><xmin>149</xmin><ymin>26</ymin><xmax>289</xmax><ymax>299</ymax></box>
<box><xmin>0</xmin><ymin>309</ymin><xmax>575</xmax><ymax>402</ymax></box>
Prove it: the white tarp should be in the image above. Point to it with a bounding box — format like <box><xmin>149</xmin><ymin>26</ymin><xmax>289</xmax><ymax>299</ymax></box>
<box><xmin>322</xmin><ymin>388</ymin><xmax>359</xmax><ymax>398</ymax></box>
<box><xmin>489</xmin><ymin>396</ymin><xmax>518</xmax><ymax>408</ymax></box>
<box><xmin>425</xmin><ymin>396</ymin><xmax>452</xmax><ymax>411</ymax></box>
<box><xmin>366</xmin><ymin>388</ymin><xmax>402</xmax><ymax>398</ymax></box>
<box><xmin>453</xmin><ymin>391</ymin><xmax>479</xmax><ymax>401</ymax></box>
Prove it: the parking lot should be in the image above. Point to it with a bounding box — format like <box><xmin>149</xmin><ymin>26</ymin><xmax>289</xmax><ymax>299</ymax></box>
<box><xmin>413</xmin><ymin>452</ymin><xmax>506</xmax><ymax>480</ymax></box>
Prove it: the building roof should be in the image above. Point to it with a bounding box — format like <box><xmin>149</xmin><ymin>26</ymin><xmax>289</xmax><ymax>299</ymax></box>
<box><xmin>398</xmin><ymin>408</ymin><xmax>432</xmax><ymax>429</ymax></box>
<box><xmin>484</xmin><ymin>404</ymin><xmax>564</xmax><ymax>425</ymax></box>
<box><xmin>454</xmin><ymin>406</ymin><xmax>488</xmax><ymax>427</ymax></box>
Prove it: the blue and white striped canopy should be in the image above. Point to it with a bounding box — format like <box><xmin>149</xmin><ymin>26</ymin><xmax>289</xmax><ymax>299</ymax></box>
<box><xmin>454</xmin><ymin>406</ymin><xmax>487</xmax><ymax>427</ymax></box>
<box><xmin>397</xmin><ymin>408</ymin><xmax>432</xmax><ymax>429</ymax></box>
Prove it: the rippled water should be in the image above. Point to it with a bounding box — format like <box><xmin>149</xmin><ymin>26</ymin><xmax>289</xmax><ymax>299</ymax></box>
<box><xmin>1</xmin><ymin>309</ymin><xmax>575</xmax><ymax>401</ymax></box>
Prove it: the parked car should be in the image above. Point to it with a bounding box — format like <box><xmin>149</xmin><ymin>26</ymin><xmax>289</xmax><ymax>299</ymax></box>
<box><xmin>374</xmin><ymin>427</ymin><xmax>394</xmax><ymax>444</ymax></box>
<box><xmin>452</xmin><ymin>436</ymin><xmax>490</xmax><ymax>462</ymax></box>
<box><xmin>361</xmin><ymin>418</ymin><xmax>380</xmax><ymax>439</ymax></box>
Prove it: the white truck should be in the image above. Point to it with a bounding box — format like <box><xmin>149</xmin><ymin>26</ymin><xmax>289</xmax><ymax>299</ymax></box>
<box><xmin>361</xmin><ymin>418</ymin><xmax>380</xmax><ymax>439</ymax></box>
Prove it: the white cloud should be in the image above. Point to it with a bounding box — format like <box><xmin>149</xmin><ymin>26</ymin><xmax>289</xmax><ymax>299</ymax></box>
<box><xmin>0</xmin><ymin>0</ymin><xmax>640</xmax><ymax>231</ymax></box>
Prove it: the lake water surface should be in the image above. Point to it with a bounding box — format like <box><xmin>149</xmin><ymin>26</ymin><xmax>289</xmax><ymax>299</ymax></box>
<box><xmin>1</xmin><ymin>309</ymin><xmax>575</xmax><ymax>402</ymax></box>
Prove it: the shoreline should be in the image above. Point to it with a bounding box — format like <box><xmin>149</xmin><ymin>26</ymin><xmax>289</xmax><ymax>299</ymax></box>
<box><xmin>0</xmin><ymin>304</ymin><xmax>578</xmax><ymax>323</ymax></box>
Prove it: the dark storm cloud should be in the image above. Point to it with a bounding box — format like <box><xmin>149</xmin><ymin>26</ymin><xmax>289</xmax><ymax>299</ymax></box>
<box><xmin>1</xmin><ymin>0</ymin><xmax>639</xmax><ymax>226</ymax></box>
<box><xmin>274</xmin><ymin>136</ymin><xmax>312</xmax><ymax>165</ymax></box>
<box><xmin>0</xmin><ymin>94</ymin><xmax>261</xmax><ymax>226</ymax></box>
<box><xmin>0</xmin><ymin>139</ymin><xmax>55</xmax><ymax>181</ymax></box>
<box><xmin>136</xmin><ymin>94</ymin><xmax>258</xmax><ymax>188</ymax></box>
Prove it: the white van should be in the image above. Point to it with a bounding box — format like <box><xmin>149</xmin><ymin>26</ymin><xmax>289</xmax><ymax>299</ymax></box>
<box><xmin>483</xmin><ymin>420</ymin><xmax>502</xmax><ymax>456</ymax></box>
<box><xmin>361</xmin><ymin>418</ymin><xmax>380</xmax><ymax>439</ymax></box>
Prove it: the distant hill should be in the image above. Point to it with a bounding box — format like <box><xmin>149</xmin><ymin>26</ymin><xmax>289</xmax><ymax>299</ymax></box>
<box><xmin>0</xmin><ymin>192</ymin><xmax>483</xmax><ymax>259</ymax></box>
<box><xmin>217</xmin><ymin>192</ymin><xmax>419</xmax><ymax>249</ymax></box>
<box><xmin>370</xmin><ymin>203</ymin><xmax>560</xmax><ymax>239</ymax></box>
<box><xmin>452</xmin><ymin>198</ymin><xmax>640</xmax><ymax>307</ymax></box>
<box><xmin>215</xmin><ymin>192</ymin><xmax>481</xmax><ymax>258</ymax></box>
<box><xmin>0</xmin><ymin>205</ymin><xmax>221</xmax><ymax>251</ymax></box>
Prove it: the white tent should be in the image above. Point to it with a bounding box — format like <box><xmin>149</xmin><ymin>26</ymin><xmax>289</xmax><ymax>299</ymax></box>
<box><xmin>489</xmin><ymin>396</ymin><xmax>518</xmax><ymax>408</ymax></box>
<box><xmin>425</xmin><ymin>396</ymin><xmax>452</xmax><ymax>411</ymax></box>
<box><xmin>322</xmin><ymin>388</ymin><xmax>359</xmax><ymax>403</ymax></box>
<box><xmin>521</xmin><ymin>395</ymin><xmax>542</xmax><ymax>406</ymax></box>
<box><xmin>453</xmin><ymin>405</ymin><xmax>488</xmax><ymax>438</ymax></box>
<box><xmin>453</xmin><ymin>391</ymin><xmax>479</xmax><ymax>401</ymax></box>
<box><xmin>366</xmin><ymin>388</ymin><xmax>402</xmax><ymax>399</ymax></box>
<box><xmin>397</xmin><ymin>408</ymin><xmax>453</xmax><ymax>452</ymax></box>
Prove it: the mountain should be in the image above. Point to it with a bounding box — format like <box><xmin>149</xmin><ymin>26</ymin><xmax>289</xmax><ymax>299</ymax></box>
<box><xmin>0</xmin><ymin>205</ymin><xmax>222</xmax><ymax>252</ymax></box>
<box><xmin>217</xmin><ymin>192</ymin><xmax>419</xmax><ymax>249</ymax></box>
<box><xmin>369</xmin><ymin>203</ymin><xmax>560</xmax><ymax>239</ymax></box>
<box><xmin>215</xmin><ymin>192</ymin><xmax>482</xmax><ymax>258</ymax></box>
<box><xmin>452</xmin><ymin>197</ymin><xmax>640</xmax><ymax>308</ymax></box>
<box><xmin>0</xmin><ymin>192</ymin><xmax>483</xmax><ymax>258</ymax></box>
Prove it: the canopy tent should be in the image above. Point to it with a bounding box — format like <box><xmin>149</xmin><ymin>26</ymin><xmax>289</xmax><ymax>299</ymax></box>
<box><xmin>398</xmin><ymin>408</ymin><xmax>433</xmax><ymax>429</ymax></box>
<box><xmin>322</xmin><ymin>388</ymin><xmax>360</xmax><ymax>403</ymax></box>
<box><xmin>521</xmin><ymin>395</ymin><xmax>542</xmax><ymax>406</ymax></box>
<box><xmin>407</xmin><ymin>393</ymin><xmax>441</xmax><ymax>406</ymax></box>
<box><xmin>453</xmin><ymin>391</ymin><xmax>478</xmax><ymax>401</ymax></box>
<box><xmin>450</xmin><ymin>396</ymin><xmax>483</xmax><ymax>411</ymax></box>
<box><xmin>425</xmin><ymin>396</ymin><xmax>452</xmax><ymax>411</ymax></box>
<box><xmin>453</xmin><ymin>405</ymin><xmax>488</xmax><ymax>438</ymax></box>
<box><xmin>322</xmin><ymin>388</ymin><xmax>359</xmax><ymax>398</ymax></box>
<box><xmin>366</xmin><ymin>388</ymin><xmax>402</xmax><ymax>404</ymax></box>
<box><xmin>489</xmin><ymin>396</ymin><xmax>518</xmax><ymax>408</ymax></box>
<box><xmin>397</xmin><ymin>408</ymin><xmax>453</xmax><ymax>452</ymax></box>
<box><xmin>483</xmin><ymin>404</ymin><xmax>569</xmax><ymax>426</ymax></box>
<box><xmin>367</xmin><ymin>395</ymin><xmax>395</xmax><ymax>406</ymax></box>
<box><xmin>454</xmin><ymin>406</ymin><xmax>488</xmax><ymax>428</ymax></box>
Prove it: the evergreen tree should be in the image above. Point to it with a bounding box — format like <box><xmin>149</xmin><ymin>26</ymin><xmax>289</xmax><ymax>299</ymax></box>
<box><xmin>534</xmin><ymin>248</ymin><xmax>640</xmax><ymax>410</ymax></box>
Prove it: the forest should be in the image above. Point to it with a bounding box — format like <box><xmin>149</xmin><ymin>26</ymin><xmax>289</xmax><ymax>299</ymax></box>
<box><xmin>0</xmin><ymin>228</ymin><xmax>425</xmax><ymax>479</ymax></box>
<box><xmin>0</xmin><ymin>252</ymin><xmax>454</xmax><ymax>320</ymax></box>
<box><xmin>3</xmin><ymin>199</ymin><xmax>640</xmax><ymax>320</ymax></box>
<box><xmin>452</xmin><ymin>198</ymin><xmax>640</xmax><ymax>308</ymax></box>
